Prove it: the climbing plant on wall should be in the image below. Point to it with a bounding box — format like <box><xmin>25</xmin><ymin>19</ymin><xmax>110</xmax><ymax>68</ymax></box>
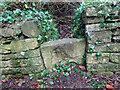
<box><xmin>73</xmin><ymin>1</ymin><xmax>120</xmax><ymax>60</ymax></box>
<box><xmin>72</xmin><ymin>3</ymin><xmax>86</xmax><ymax>38</ymax></box>
<box><xmin>0</xmin><ymin>2</ymin><xmax>60</xmax><ymax>44</ymax></box>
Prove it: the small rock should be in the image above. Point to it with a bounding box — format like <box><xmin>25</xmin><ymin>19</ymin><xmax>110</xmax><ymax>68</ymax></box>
<box><xmin>21</xmin><ymin>21</ymin><xmax>41</xmax><ymax>38</ymax></box>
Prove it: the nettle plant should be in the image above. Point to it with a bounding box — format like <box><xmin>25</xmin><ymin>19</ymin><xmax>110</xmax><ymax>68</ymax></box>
<box><xmin>0</xmin><ymin>2</ymin><xmax>60</xmax><ymax>43</ymax></box>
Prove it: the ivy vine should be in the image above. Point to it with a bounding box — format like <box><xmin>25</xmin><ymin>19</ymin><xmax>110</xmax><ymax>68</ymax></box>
<box><xmin>0</xmin><ymin>2</ymin><xmax>60</xmax><ymax>44</ymax></box>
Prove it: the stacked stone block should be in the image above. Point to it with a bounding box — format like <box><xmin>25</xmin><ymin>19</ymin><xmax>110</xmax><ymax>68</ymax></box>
<box><xmin>0</xmin><ymin>21</ymin><xmax>85</xmax><ymax>78</ymax></box>
<box><xmin>0</xmin><ymin>21</ymin><xmax>45</xmax><ymax>78</ymax></box>
<box><xmin>85</xmin><ymin>5</ymin><xmax>120</xmax><ymax>75</ymax></box>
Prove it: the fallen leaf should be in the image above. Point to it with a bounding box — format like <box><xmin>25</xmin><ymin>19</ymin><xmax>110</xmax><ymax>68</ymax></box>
<box><xmin>36</xmin><ymin>83</ymin><xmax>40</xmax><ymax>88</ymax></box>
<box><xmin>79</xmin><ymin>65</ymin><xmax>85</xmax><ymax>71</ymax></box>
<box><xmin>106</xmin><ymin>84</ymin><xmax>115</xmax><ymax>90</ymax></box>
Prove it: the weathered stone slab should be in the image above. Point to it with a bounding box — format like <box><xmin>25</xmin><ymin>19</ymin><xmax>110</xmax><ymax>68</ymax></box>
<box><xmin>0</xmin><ymin>48</ymin><xmax>40</xmax><ymax>61</ymax></box>
<box><xmin>21</xmin><ymin>65</ymin><xmax>45</xmax><ymax>74</ymax></box>
<box><xmin>0</xmin><ymin>57</ymin><xmax>43</xmax><ymax>68</ymax></box>
<box><xmin>10</xmin><ymin>38</ymin><xmax>39</xmax><ymax>52</ymax></box>
<box><xmin>1</xmin><ymin>39</ymin><xmax>11</xmax><ymax>44</ymax></box>
<box><xmin>87</xmin><ymin>31</ymin><xmax>112</xmax><ymax>43</ymax></box>
<box><xmin>87</xmin><ymin>63</ymin><xmax>119</xmax><ymax>72</ymax></box>
<box><xmin>86</xmin><ymin>5</ymin><xmax>119</xmax><ymax>17</ymax></box>
<box><xmin>105</xmin><ymin>63</ymin><xmax>119</xmax><ymax>72</ymax></box>
<box><xmin>86</xmin><ymin>17</ymin><xmax>104</xmax><ymax>24</ymax></box>
<box><xmin>0</xmin><ymin>45</ymin><xmax>11</xmax><ymax>54</ymax></box>
<box><xmin>88</xmin><ymin>43</ymin><xmax>120</xmax><ymax>52</ymax></box>
<box><xmin>17</xmin><ymin>48</ymin><xmax>41</xmax><ymax>59</ymax></box>
<box><xmin>87</xmin><ymin>64</ymin><xmax>105</xmax><ymax>72</ymax></box>
<box><xmin>112</xmin><ymin>29</ymin><xmax>120</xmax><ymax>35</ymax></box>
<box><xmin>0</xmin><ymin>24</ymin><xmax>21</xmax><ymax>37</ymax></box>
<box><xmin>110</xmin><ymin>53</ymin><xmax>120</xmax><ymax>63</ymax></box>
<box><xmin>87</xmin><ymin>53</ymin><xmax>109</xmax><ymax>64</ymax></box>
<box><xmin>5</xmin><ymin>74</ymin><xmax>25</xmax><ymax>79</ymax></box>
<box><xmin>86</xmin><ymin>22</ymin><xmax>120</xmax><ymax>31</ymax></box>
<box><xmin>86</xmin><ymin>6</ymin><xmax>98</xmax><ymax>17</ymax></box>
<box><xmin>41</xmin><ymin>38</ymin><xmax>85</xmax><ymax>71</ymax></box>
<box><xmin>1</xmin><ymin>65</ymin><xmax>45</xmax><ymax>75</ymax></box>
<box><xmin>21</xmin><ymin>21</ymin><xmax>41</xmax><ymax>38</ymax></box>
<box><xmin>86</xmin><ymin>17</ymin><xmax>120</xmax><ymax>24</ymax></box>
<box><xmin>99</xmin><ymin>72</ymin><xmax>113</xmax><ymax>77</ymax></box>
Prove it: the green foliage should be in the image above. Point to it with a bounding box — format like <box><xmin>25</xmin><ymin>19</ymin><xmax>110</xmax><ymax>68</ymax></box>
<box><xmin>72</xmin><ymin>3</ymin><xmax>86</xmax><ymax>38</ymax></box>
<box><xmin>71</xmin><ymin>63</ymin><xmax>75</xmax><ymax>67</ymax></box>
<box><xmin>86</xmin><ymin>73</ymin><xmax>90</xmax><ymax>78</ymax></box>
<box><xmin>66</xmin><ymin>60</ymin><xmax>70</xmax><ymax>65</ymax></box>
<box><xmin>0</xmin><ymin>3</ymin><xmax>60</xmax><ymax>44</ymax></box>
<box><xmin>92</xmin><ymin>81</ymin><xmax>98</xmax><ymax>87</ymax></box>
<box><xmin>89</xmin><ymin>46</ymin><xmax>95</xmax><ymax>54</ymax></box>
<box><xmin>74</xmin><ymin>68</ymin><xmax>79</xmax><ymax>72</ymax></box>
<box><xmin>49</xmin><ymin>81</ymin><xmax>54</xmax><ymax>85</ymax></box>
<box><xmin>80</xmin><ymin>71</ymin><xmax>84</xmax><ymax>77</ymax></box>
<box><xmin>96</xmin><ymin>52</ymin><xmax>102</xmax><ymax>59</ymax></box>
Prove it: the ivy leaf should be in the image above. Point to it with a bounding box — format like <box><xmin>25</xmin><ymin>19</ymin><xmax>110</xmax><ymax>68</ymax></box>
<box><xmin>32</xmin><ymin>2</ymin><xmax>36</xmax><ymax>6</ymax></box>
<box><xmin>104</xmin><ymin>6</ymin><xmax>107</xmax><ymax>10</ymax></box>
<box><xmin>67</xmin><ymin>68</ymin><xmax>71</xmax><ymax>72</ymax></box>
<box><xmin>40</xmin><ymin>84</ymin><xmax>44</xmax><ymax>88</ymax></box>
<box><xmin>100</xmin><ymin>23</ymin><xmax>104</xmax><ymax>28</ymax></box>
<box><xmin>37</xmin><ymin>35</ymin><xmax>42</xmax><ymax>41</ymax></box>
<box><xmin>96</xmin><ymin>52</ymin><xmax>102</xmax><ymax>59</ymax></box>
<box><xmin>52</xmin><ymin>68</ymin><xmax>56</xmax><ymax>72</ymax></box>
<box><xmin>98</xmin><ymin>10</ymin><xmax>103</xmax><ymax>14</ymax></box>
<box><xmin>54</xmin><ymin>64</ymin><xmax>58</xmax><ymax>68</ymax></box>
<box><xmin>25</xmin><ymin>4</ymin><xmax>29</xmax><ymax>8</ymax></box>
<box><xmin>80</xmin><ymin>71</ymin><xmax>84</xmax><ymax>77</ymax></box>
<box><xmin>86</xmin><ymin>73</ymin><xmax>90</xmax><ymax>78</ymax></box>
<box><xmin>66</xmin><ymin>60</ymin><xmax>70</xmax><ymax>65</ymax></box>
<box><xmin>74</xmin><ymin>68</ymin><xmax>79</xmax><ymax>72</ymax></box>
<box><xmin>49</xmin><ymin>82</ymin><xmax>54</xmax><ymax>85</ymax></box>
<box><xmin>92</xmin><ymin>82</ymin><xmax>98</xmax><ymax>87</ymax></box>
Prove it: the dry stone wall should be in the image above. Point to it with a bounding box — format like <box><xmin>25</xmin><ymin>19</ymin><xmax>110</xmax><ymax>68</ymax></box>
<box><xmin>0</xmin><ymin>21</ymin><xmax>85</xmax><ymax>78</ymax></box>
<box><xmin>85</xmin><ymin>5</ymin><xmax>120</xmax><ymax>75</ymax></box>
<box><xmin>0</xmin><ymin>3</ymin><xmax>120</xmax><ymax>78</ymax></box>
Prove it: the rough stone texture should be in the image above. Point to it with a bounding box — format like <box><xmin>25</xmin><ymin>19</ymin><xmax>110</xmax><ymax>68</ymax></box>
<box><xmin>1</xmin><ymin>39</ymin><xmax>11</xmax><ymax>44</ymax></box>
<box><xmin>99</xmin><ymin>72</ymin><xmax>114</xmax><ymax>77</ymax></box>
<box><xmin>21</xmin><ymin>21</ymin><xmax>41</xmax><ymax>38</ymax></box>
<box><xmin>86</xmin><ymin>6</ymin><xmax>98</xmax><ymax>17</ymax></box>
<box><xmin>87</xmin><ymin>63</ymin><xmax>119</xmax><ymax>72</ymax></box>
<box><xmin>112</xmin><ymin>29</ymin><xmax>120</xmax><ymax>35</ymax></box>
<box><xmin>1</xmin><ymin>65</ymin><xmax>45</xmax><ymax>75</ymax></box>
<box><xmin>110</xmin><ymin>53</ymin><xmax>120</xmax><ymax>63</ymax></box>
<box><xmin>86</xmin><ymin>4</ymin><xmax>120</xmax><ymax>74</ymax></box>
<box><xmin>0</xmin><ymin>24</ymin><xmax>21</xmax><ymax>37</ymax></box>
<box><xmin>0</xmin><ymin>57</ymin><xmax>43</xmax><ymax>68</ymax></box>
<box><xmin>85</xmin><ymin>17</ymin><xmax>104</xmax><ymax>24</ymax></box>
<box><xmin>87</xmin><ymin>31</ymin><xmax>112</xmax><ymax>43</ymax></box>
<box><xmin>88</xmin><ymin>43</ymin><xmax>120</xmax><ymax>52</ymax></box>
<box><xmin>41</xmin><ymin>38</ymin><xmax>85</xmax><ymax>71</ymax></box>
<box><xmin>0</xmin><ymin>48</ymin><xmax>40</xmax><ymax>61</ymax></box>
<box><xmin>86</xmin><ymin>5</ymin><xmax>119</xmax><ymax>17</ymax></box>
<box><xmin>86</xmin><ymin>22</ymin><xmax>120</xmax><ymax>31</ymax></box>
<box><xmin>87</xmin><ymin>53</ymin><xmax>109</xmax><ymax>64</ymax></box>
<box><xmin>10</xmin><ymin>38</ymin><xmax>39</xmax><ymax>52</ymax></box>
<box><xmin>0</xmin><ymin>45</ymin><xmax>11</xmax><ymax>54</ymax></box>
<box><xmin>113</xmin><ymin>36</ymin><xmax>120</xmax><ymax>43</ymax></box>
